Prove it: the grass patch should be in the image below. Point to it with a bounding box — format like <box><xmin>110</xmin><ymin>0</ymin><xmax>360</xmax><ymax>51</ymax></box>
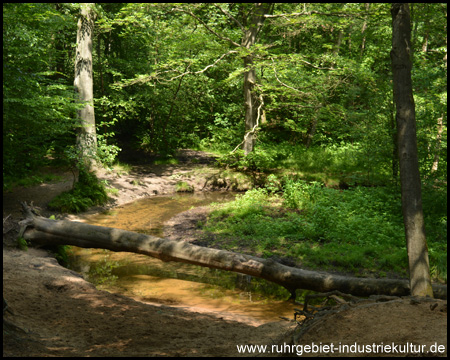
<box><xmin>3</xmin><ymin>172</ymin><xmax>63</xmax><ymax>191</ymax></box>
<box><xmin>153</xmin><ymin>156</ymin><xmax>179</xmax><ymax>165</ymax></box>
<box><xmin>110</xmin><ymin>161</ymin><xmax>132</xmax><ymax>176</ymax></box>
<box><xmin>106</xmin><ymin>186</ymin><xmax>119</xmax><ymax>196</ymax></box>
<box><xmin>175</xmin><ymin>181</ymin><xmax>194</xmax><ymax>193</ymax></box>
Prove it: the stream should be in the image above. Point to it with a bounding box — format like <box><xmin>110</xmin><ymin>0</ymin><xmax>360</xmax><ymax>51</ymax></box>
<box><xmin>67</xmin><ymin>192</ymin><xmax>296</xmax><ymax>325</ymax></box>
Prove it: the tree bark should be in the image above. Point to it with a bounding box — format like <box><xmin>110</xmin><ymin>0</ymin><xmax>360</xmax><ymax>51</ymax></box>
<box><xmin>241</xmin><ymin>3</ymin><xmax>272</xmax><ymax>155</ymax></box>
<box><xmin>360</xmin><ymin>3</ymin><xmax>370</xmax><ymax>57</ymax></box>
<box><xmin>305</xmin><ymin>107</ymin><xmax>321</xmax><ymax>148</ymax></box>
<box><xmin>390</xmin><ymin>3</ymin><xmax>433</xmax><ymax>297</ymax></box>
<box><xmin>19</xmin><ymin>203</ymin><xmax>446</xmax><ymax>300</ymax></box>
<box><xmin>74</xmin><ymin>3</ymin><xmax>97</xmax><ymax>170</ymax></box>
<box><xmin>389</xmin><ymin>101</ymin><xmax>399</xmax><ymax>180</ymax></box>
<box><xmin>430</xmin><ymin>115</ymin><xmax>444</xmax><ymax>173</ymax></box>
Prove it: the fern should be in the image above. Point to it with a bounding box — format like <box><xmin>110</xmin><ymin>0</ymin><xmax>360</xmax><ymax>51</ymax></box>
<box><xmin>48</xmin><ymin>170</ymin><xmax>107</xmax><ymax>213</ymax></box>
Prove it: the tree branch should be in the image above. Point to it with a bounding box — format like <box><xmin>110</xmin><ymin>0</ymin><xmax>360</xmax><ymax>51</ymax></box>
<box><xmin>264</xmin><ymin>10</ymin><xmax>367</xmax><ymax>19</ymax></box>
<box><xmin>271</xmin><ymin>57</ymin><xmax>308</xmax><ymax>95</ymax></box>
<box><xmin>299</xmin><ymin>59</ymin><xmax>336</xmax><ymax>70</ymax></box>
<box><xmin>172</xmin><ymin>6</ymin><xmax>241</xmax><ymax>47</ymax></box>
<box><xmin>165</xmin><ymin>50</ymin><xmax>238</xmax><ymax>82</ymax></box>
<box><xmin>213</xmin><ymin>4</ymin><xmax>245</xmax><ymax>33</ymax></box>
<box><xmin>120</xmin><ymin>50</ymin><xmax>238</xmax><ymax>87</ymax></box>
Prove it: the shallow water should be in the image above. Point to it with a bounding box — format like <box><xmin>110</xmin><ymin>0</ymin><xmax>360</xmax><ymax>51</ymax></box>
<box><xmin>67</xmin><ymin>193</ymin><xmax>297</xmax><ymax>325</ymax></box>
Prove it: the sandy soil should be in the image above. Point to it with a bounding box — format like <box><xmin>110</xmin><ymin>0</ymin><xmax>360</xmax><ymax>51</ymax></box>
<box><xmin>3</xmin><ymin>150</ymin><xmax>447</xmax><ymax>357</ymax></box>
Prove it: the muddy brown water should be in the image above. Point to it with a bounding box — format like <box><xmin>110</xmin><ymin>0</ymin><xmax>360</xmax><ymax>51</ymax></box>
<box><xmin>67</xmin><ymin>192</ymin><xmax>297</xmax><ymax>325</ymax></box>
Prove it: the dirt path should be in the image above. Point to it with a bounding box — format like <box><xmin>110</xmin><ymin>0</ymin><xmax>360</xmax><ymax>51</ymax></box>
<box><xmin>3</xmin><ymin>150</ymin><xmax>447</xmax><ymax>357</ymax></box>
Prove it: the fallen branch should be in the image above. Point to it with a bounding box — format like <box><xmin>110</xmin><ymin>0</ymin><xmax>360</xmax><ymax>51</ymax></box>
<box><xmin>19</xmin><ymin>202</ymin><xmax>446</xmax><ymax>300</ymax></box>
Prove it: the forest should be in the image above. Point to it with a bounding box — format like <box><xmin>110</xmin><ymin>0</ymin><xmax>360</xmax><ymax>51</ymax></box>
<box><xmin>2</xmin><ymin>3</ymin><xmax>448</xmax><ymax>355</ymax></box>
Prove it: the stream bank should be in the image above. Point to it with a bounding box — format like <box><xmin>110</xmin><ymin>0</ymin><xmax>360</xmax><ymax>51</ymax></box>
<box><xmin>3</xmin><ymin>150</ymin><xmax>297</xmax><ymax>356</ymax></box>
<box><xmin>3</xmin><ymin>150</ymin><xmax>447</xmax><ymax>356</ymax></box>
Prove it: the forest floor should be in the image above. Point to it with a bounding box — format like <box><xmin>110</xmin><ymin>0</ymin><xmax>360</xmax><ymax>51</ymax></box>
<box><xmin>3</xmin><ymin>150</ymin><xmax>447</xmax><ymax>357</ymax></box>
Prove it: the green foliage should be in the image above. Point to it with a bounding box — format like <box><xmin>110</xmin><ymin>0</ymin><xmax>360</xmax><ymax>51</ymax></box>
<box><xmin>4</xmin><ymin>173</ymin><xmax>63</xmax><ymax>192</ymax></box>
<box><xmin>421</xmin><ymin>182</ymin><xmax>447</xmax><ymax>281</ymax></box>
<box><xmin>17</xmin><ymin>237</ymin><xmax>29</xmax><ymax>251</ymax></box>
<box><xmin>216</xmin><ymin>149</ymin><xmax>276</xmax><ymax>172</ymax></box>
<box><xmin>175</xmin><ymin>181</ymin><xmax>194</xmax><ymax>193</ymax></box>
<box><xmin>53</xmin><ymin>245</ymin><xmax>70</xmax><ymax>266</ymax></box>
<box><xmin>204</xmin><ymin>182</ymin><xmax>446</xmax><ymax>281</ymax></box>
<box><xmin>3</xmin><ymin>2</ymin><xmax>446</xmax><ymax>283</ymax></box>
<box><xmin>5</xmin><ymin>3</ymin><xmax>445</xmax><ymax>186</ymax></box>
<box><xmin>284</xmin><ymin>182</ymin><xmax>405</xmax><ymax>248</ymax></box>
<box><xmin>265</xmin><ymin>174</ymin><xmax>282</xmax><ymax>194</ymax></box>
<box><xmin>96</xmin><ymin>137</ymin><xmax>121</xmax><ymax>167</ymax></box>
<box><xmin>283</xmin><ymin>179</ymin><xmax>323</xmax><ymax>210</ymax></box>
<box><xmin>96</xmin><ymin>116</ymin><xmax>122</xmax><ymax>167</ymax></box>
<box><xmin>153</xmin><ymin>157</ymin><xmax>179</xmax><ymax>166</ymax></box>
<box><xmin>87</xmin><ymin>255</ymin><xmax>119</xmax><ymax>286</ymax></box>
<box><xmin>3</xmin><ymin>3</ymin><xmax>80</xmax><ymax>179</ymax></box>
<box><xmin>48</xmin><ymin>170</ymin><xmax>108</xmax><ymax>213</ymax></box>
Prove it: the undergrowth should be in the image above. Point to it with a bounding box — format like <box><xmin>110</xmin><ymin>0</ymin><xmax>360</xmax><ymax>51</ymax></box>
<box><xmin>203</xmin><ymin>181</ymin><xmax>447</xmax><ymax>282</ymax></box>
<box><xmin>214</xmin><ymin>142</ymin><xmax>390</xmax><ymax>187</ymax></box>
<box><xmin>48</xmin><ymin>169</ymin><xmax>108</xmax><ymax>213</ymax></box>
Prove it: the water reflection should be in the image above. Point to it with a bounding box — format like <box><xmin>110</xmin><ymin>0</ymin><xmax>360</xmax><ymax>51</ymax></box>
<box><xmin>67</xmin><ymin>193</ymin><xmax>296</xmax><ymax>324</ymax></box>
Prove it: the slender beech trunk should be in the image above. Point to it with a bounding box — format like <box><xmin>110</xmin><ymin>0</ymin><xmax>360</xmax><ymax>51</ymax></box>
<box><xmin>241</xmin><ymin>3</ymin><xmax>272</xmax><ymax>155</ymax></box>
<box><xmin>430</xmin><ymin>115</ymin><xmax>444</xmax><ymax>173</ymax></box>
<box><xmin>430</xmin><ymin>30</ymin><xmax>446</xmax><ymax>174</ymax></box>
<box><xmin>390</xmin><ymin>3</ymin><xmax>433</xmax><ymax>297</ymax></box>
<box><xmin>74</xmin><ymin>3</ymin><xmax>97</xmax><ymax>170</ymax></box>
<box><xmin>305</xmin><ymin>109</ymin><xmax>320</xmax><ymax>148</ymax></box>
<box><xmin>421</xmin><ymin>4</ymin><xmax>430</xmax><ymax>53</ymax></box>
<box><xmin>389</xmin><ymin>101</ymin><xmax>399</xmax><ymax>180</ymax></box>
<box><xmin>360</xmin><ymin>3</ymin><xmax>370</xmax><ymax>56</ymax></box>
<box><xmin>163</xmin><ymin>64</ymin><xmax>189</xmax><ymax>153</ymax></box>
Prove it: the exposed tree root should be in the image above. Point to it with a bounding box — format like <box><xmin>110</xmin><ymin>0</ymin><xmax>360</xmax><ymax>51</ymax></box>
<box><xmin>292</xmin><ymin>290</ymin><xmax>445</xmax><ymax>344</ymax></box>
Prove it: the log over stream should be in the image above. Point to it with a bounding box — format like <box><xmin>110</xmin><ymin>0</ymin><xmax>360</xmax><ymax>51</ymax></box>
<box><xmin>19</xmin><ymin>203</ymin><xmax>446</xmax><ymax>300</ymax></box>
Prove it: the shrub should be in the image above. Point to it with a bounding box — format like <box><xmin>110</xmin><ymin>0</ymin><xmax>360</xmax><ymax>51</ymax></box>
<box><xmin>175</xmin><ymin>181</ymin><xmax>194</xmax><ymax>193</ymax></box>
<box><xmin>48</xmin><ymin>169</ymin><xmax>108</xmax><ymax>213</ymax></box>
<box><xmin>216</xmin><ymin>149</ymin><xmax>276</xmax><ymax>172</ymax></box>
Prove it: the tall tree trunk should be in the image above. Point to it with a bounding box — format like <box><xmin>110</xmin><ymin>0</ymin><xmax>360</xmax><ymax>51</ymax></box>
<box><xmin>430</xmin><ymin>115</ymin><xmax>444</xmax><ymax>173</ymax></box>
<box><xmin>389</xmin><ymin>101</ymin><xmax>399</xmax><ymax>180</ymax></box>
<box><xmin>241</xmin><ymin>3</ymin><xmax>272</xmax><ymax>155</ymax></box>
<box><xmin>431</xmin><ymin>28</ymin><xmax>447</xmax><ymax>174</ymax></box>
<box><xmin>50</xmin><ymin>4</ymin><xmax>66</xmax><ymax>81</ymax></box>
<box><xmin>162</xmin><ymin>64</ymin><xmax>189</xmax><ymax>154</ymax></box>
<box><xmin>74</xmin><ymin>3</ymin><xmax>97</xmax><ymax>170</ymax></box>
<box><xmin>305</xmin><ymin>107</ymin><xmax>321</xmax><ymax>148</ymax></box>
<box><xmin>421</xmin><ymin>4</ymin><xmax>430</xmax><ymax>53</ymax></box>
<box><xmin>390</xmin><ymin>3</ymin><xmax>433</xmax><ymax>297</ymax></box>
<box><xmin>332</xmin><ymin>30</ymin><xmax>344</xmax><ymax>57</ymax></box>
<box><xmin>360</xmin><ymin>3</ymin><xmax>370</xmax><ymax>56</ymax></box>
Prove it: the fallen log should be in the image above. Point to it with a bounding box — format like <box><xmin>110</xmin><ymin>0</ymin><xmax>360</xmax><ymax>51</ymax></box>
<box><xmin>19</xmin><ymin>202</ymin><xmax>446</xmax><ymax>300</ymax></box>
